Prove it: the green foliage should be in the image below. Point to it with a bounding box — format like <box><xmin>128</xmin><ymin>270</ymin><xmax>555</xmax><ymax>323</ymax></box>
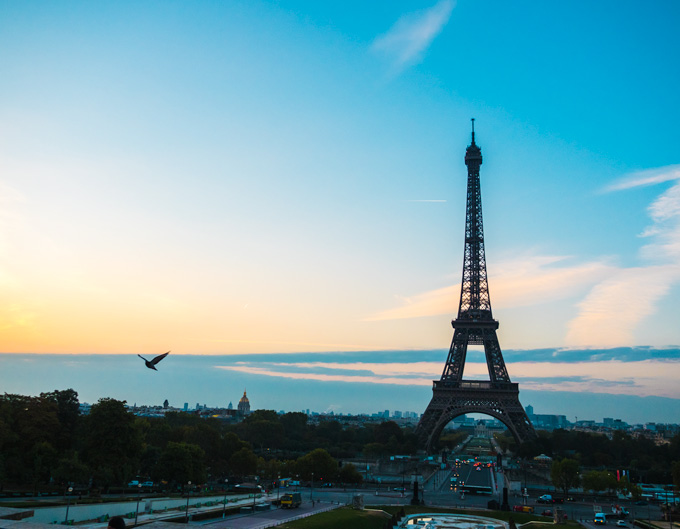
<box><xmin>278</xmin><ymin>506</ymin><xmax>388</xmax><ymax>529</ymax></box>
<box><xmin>3</xmin><ymin>387</ymin><xmax>680</xmax><ymax>495</ymax></box>
<box><xmin>295</xmin><ymin>448</ymin><xmax>338</xmax><ymax>482</ymax></box>
<box><xmin>550</xmin><ymin>458</ymin><xmax>580</xmax><ymax>496</ymax></box>
<box><xmin>339</xmin><ymin>462</ymin><xmax>363</xmax><ymax>484</ymax></box>
<box><xmin>52</xmin><ymin>452</ymin><xmax>91</xmax><ymax>486</ymax></box>
<box><xmin>155</xmin><ymin>441</ymin><xmax>206</xmax><ymax>485</ymax></box>
<box><xmin>82</xmin><ymin>398</ymin><xmax>144</xmax><ymax>488</ymax></box>
<box><xmin>228</xmin><ymin>447</ymin><xmax>259</xmax><ymax>478</ymax></box>
<box><xmin>581</xmin><ymin>469</ymin><xmax>617</xmax><ymax>493</ymax></box>
<box><xmin>672</xmin><ymin>461</ymin><xmax>680</xmax><ymax>492</ymax></box>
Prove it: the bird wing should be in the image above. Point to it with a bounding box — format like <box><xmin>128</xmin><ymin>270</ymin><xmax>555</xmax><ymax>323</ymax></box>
<box><xmin>138</xmin><ymin>354</ymin><xmax>148</xmax><ymax>362</ymax></box>
<box><xmin>150</xmin><ymin>351</ymin><xmax>170</xmax><ymax>365</ymax></box>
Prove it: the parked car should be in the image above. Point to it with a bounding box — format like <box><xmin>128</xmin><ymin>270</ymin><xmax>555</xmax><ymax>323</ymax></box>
<box><xmin>127</xmin><ymin>480</ymin><xmax>140</xmax><ymax>487</ymax></box>
<box><xmin>538</xmin><ymin>494</ymin><xmax>553</xmax><ymax>503</ymax></box>
<box><xmin>616</xmin><ymin>521</ymin><xmax>626</xmax><ymax>527</ymax></box>
<box><xmin>141</xmin><ymin>481</ymin><xmax>154</xmax><ymax>488</ymax></box>
<box><xmin>541</xmin><ymin>510</ymin><xmax>553</xmax><ymax>517</ymax></box>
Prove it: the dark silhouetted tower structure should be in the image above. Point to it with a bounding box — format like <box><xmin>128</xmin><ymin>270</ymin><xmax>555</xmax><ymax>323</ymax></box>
<box><xmin>415</xmin><ymin>120</ymin><xmax>536</xmax><ymax>452</ymax></box>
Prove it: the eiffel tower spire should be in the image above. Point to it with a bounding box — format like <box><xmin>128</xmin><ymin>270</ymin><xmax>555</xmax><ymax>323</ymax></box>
<box><xmin>415</xmin><ymin>121</ymin><xmax>536</xmax><ymax>451</ymax></box>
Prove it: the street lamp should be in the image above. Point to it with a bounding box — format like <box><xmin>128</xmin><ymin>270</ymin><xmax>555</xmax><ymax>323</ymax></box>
<box><xmin>185</xmin><ymin>481</ymin><xmax>191</xmax><ymax>523</ymax></box>
<box><xmin>222</xmin><ymin>480</ymin><xmax>228</xmax><ymax>519</ymax></box>
<box><xmin>64</xmin><ymin>486</ymin><xmax>73</xmax><ymax>525</ymax></box>
<box><xmin>134</xmin><ymin>483</ymin><xmax>142</xmax><ymax>525</ymax></box>
<box><xmin>276</xmin><ymin>474</ymin><xmax>281</xmax><ymax>505</ymax></box>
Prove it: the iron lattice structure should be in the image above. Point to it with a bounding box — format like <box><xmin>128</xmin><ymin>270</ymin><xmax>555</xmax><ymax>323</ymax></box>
<box><xmin>415</xmin><ymin>121</ymin><xmax>536</xmax><ymax>452</ymax></box>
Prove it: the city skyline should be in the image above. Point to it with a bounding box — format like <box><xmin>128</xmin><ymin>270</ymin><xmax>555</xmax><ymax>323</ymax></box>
<box><xmin>2</xmin><ymin>350</ymin><xmax>679</xmax><ymax>426</ymax></box>
<box><xmin>1</xmin><ymin>2</ymin><xmax>679</xmax><ymax>422</ymax></box>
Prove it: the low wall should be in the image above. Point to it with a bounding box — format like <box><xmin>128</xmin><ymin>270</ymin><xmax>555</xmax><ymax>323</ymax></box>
<box><xmin>26</xmin><ymin>494</ymin><xmax>259</xmax><ymax>524</ymax></box>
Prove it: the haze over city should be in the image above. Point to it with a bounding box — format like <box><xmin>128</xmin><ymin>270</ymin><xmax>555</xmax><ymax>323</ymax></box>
<box><xmin>1</xmin><ymin>1</ymin><xmax>679</xmax><ymax>424</ymax></box>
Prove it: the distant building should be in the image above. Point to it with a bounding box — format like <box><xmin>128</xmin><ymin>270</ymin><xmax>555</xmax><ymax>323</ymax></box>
<box><xmin>163</xmin><ymin>399</ymin><xmax>169</xmax><ymax>409</ymax></box>
<box><xmin>228</xmin><ymin>401</ymin><xmax>233</xmax><ymax>410</ymax></box>
<box><xmin>238</xmin><ymin>390</ymin><xmax>251</xmax><ymax>416</ymax></box>
<box><xmin>183</xmin><ymin>403</ymin><xmax>188</xmax><ymax>411</ymax></box>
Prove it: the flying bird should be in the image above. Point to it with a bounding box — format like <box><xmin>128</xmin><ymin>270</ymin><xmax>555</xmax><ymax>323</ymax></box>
<box><xmin>138</xmin><ymin>351</ymin><xmax>170</xmax><ymax>371</ymax></box>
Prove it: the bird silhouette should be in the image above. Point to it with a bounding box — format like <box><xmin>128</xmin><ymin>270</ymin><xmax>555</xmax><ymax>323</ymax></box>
<box><xmin>138</xmin><ymin>351</ymin><xmax>170</xmax><ymax>371</ymax></box>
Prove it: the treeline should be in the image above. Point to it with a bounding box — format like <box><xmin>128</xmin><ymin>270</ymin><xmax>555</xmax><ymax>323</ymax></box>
<box><xmin>4</xmin><ymin>389</ymin><xmax>679</xmax><ymax>494</ymax></box>
<box><xmin>0</xmin><ymin>390</ymin><xmax>419</xmax><ymax>492</ymax></box>
<box><xmin>498</xmin><ymin>428</ymin><xmax>680</xmax><ymax>484</ymax></box>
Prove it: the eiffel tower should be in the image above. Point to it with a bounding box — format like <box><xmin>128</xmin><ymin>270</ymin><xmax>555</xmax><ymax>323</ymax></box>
<box><xmin>415</xmin><ymin>120</ymin><xmax>536</xmax><ymax>452</ymax></box>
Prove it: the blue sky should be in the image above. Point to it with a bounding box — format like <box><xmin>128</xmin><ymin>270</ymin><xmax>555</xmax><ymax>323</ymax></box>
<box><xmin>1</xmin><ymin>1</ymin><xmax>679</xmax><ymax>422</ymax></box>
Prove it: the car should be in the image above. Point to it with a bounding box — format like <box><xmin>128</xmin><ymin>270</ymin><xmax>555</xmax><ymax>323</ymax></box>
<box><xmin>141</xmin><ymin>481</ymin><xmax>154</xmax><ymax>488</ymax></box>
<box><xmin>127</xmin><ymin>480</ymin><xmax>140</xmax><ymax>487</ymax></box>
<box><xmin>541</xmin><ymin>510</ymin><xmax>553</xmax><ymax>517</ymax></box>
<box><xmin>616</xmin><ymin>521</ymin><xmax>626</xmax><ymax>527</ymax></box>
<box><xmin>538</xmin><ymin>494</ymin><xmax>553</xmax><ymax>503</ymax></box>
<box><xmin>393</xmin><ymin>487</ymin><xmax>405</xmax><ymax>492</ymax></box>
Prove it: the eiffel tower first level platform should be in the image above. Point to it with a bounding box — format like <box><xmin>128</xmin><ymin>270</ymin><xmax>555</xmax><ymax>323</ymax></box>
<box><xmin>415</xmin><ymin>120</ymin><xmax>536</xmax><ymax>452</ymax></box>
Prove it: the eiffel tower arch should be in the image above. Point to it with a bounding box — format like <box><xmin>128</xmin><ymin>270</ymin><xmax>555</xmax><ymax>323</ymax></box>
<box><xmin>415</xmin><ymin>120</ymin><xmax>536</xmax><ymax>453</ymax></box>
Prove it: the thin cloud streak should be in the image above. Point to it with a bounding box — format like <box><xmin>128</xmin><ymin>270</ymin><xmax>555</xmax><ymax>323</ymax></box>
<box><xmin>566</xmin><ymin>166</ymin><xmax>680</xmax><ymax>346</ymax></box>
<box><xmin>565</xmin><ymin>265</ymin><xmax>680</xmax><ymax>348</ymax></box>
<box><xmin>365</xmin><ymin>255</ymin><xmax>611</xmax><ymax>321</ymax></box>
<box><xmin>604</xmin><ymin>164</ymin><xmax>680</xmax><ymax>192</ymax></box>
<box><xmin>371</xmin><ymin>0</ymin><xmax>455</xmax><ymax>74</ymax></box>
<box><xmin>216</xmin><ymin>358</ymin><xmax>680</xmax><ymax>398</ymax></box>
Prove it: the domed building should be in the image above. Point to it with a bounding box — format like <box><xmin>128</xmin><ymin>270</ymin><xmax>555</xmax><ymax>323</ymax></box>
<box><xmin>237</xmin><ymin>389</ymin><xmax>251</xmax><ymax>416</ymax></box>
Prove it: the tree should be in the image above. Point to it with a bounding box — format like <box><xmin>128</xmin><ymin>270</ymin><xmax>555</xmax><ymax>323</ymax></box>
<box><xmin>339</xmin><ymin>463</ymin><xmax>363</xmax><ymax>484</ymax></box>
<box><xmin>672</xmin><ymin>461</ymin><xmax>680</xmax><ymax>495</ymax></box>
<box><xmin>41</xmin><ymin>389</ymin><xmax>80</xmax><ymax>451</ymax></box>
<box><xmin>53</xmin><ymin>452</ymin><xmax>91</xmax><ymax>488</ymax></box>
<box><xmin>617</xmin><ymin>475</ymin><xmax>642</xmax><ymax>500</ymax></box>
<box><xmin>374</xmin><ymin>421</ymin><xmax>403</xmax><ymax>445</ymax></box>
<box><xmin>82</xmin><ymin>398</ymin><xmax>144</xmax><ymax>488</ymax></box>
<box><xmin>155</xmin><ymin>442</ymin><xmax>206</xmax><ymax>486</ymax></box>
<box><xmin>582</xmin><ymin>469</ymin><xmax>616</xmax><ymax>495</ymax></box>
<box><xmin>228</xmin><ymin>447</ymin><xmax>259</xmax><ymax>478</ymax></box>
<box><xmin>550</xmin><ymin>458</ymin><xmax>580</xmax><ymax>498</ymax></box>
<box><xmin>295</xmin><ymin>448</ymin><xmax>338</xmax><ymax>483</ymax></box>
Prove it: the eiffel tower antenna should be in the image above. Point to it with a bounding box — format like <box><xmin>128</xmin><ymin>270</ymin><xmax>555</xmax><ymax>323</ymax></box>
<box><xmin>415</xmin><ymin>122</ymin><xmax>536</xmax><ymax>452</ymax></box>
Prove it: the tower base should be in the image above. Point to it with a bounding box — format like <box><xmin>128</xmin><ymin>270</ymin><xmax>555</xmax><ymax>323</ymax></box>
<box><xmin>416</xmin><ymin>380</ymin><xmax>536</xmax><ymax>452</ymax></box>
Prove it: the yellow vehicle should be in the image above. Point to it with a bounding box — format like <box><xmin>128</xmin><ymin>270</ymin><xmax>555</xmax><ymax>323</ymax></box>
<box><xmin>280</xmin><ymin>492</ymin><xmax>302</xmax><ymax>509</ymax></box>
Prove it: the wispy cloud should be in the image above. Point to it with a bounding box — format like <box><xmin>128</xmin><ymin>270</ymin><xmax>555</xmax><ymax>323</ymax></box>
<box><xmin>565</xmin><ymin>165</ymin><xmax>680</xmax><ymax>346</ymax></box>
<box><xmin>215</xmin><ymin>356</ymin><xmax>680</xmax><ymax>399</ymax></box>
<box><xmin>565</xmin><ymin>265</ymin><xmax>680</xmax><ymax>348</ymax></box>
<box><xmin>371</xmin><ymin>0</ymin><xmax>455</xmax><ymax>75</ymax></box>
<box><xmin>603</xmin><ymin>164</ymin><xmax>680</xmax><ymax>192</ymax></box>
<box><xmin>365</xmin><ymin>255</ymin><xmax>611</xmax><ymax>321</ymax></box>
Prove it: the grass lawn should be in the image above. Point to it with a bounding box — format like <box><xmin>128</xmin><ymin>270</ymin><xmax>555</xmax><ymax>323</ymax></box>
<box><xmin>278</xmin><ymin>506</ymin><xmax>390</xmax><ymax>529</ymax></box>
<box><xmin>278</xmin><ymin>504</ymin><xmax>584</xmax><ymax>529</ymax></box>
